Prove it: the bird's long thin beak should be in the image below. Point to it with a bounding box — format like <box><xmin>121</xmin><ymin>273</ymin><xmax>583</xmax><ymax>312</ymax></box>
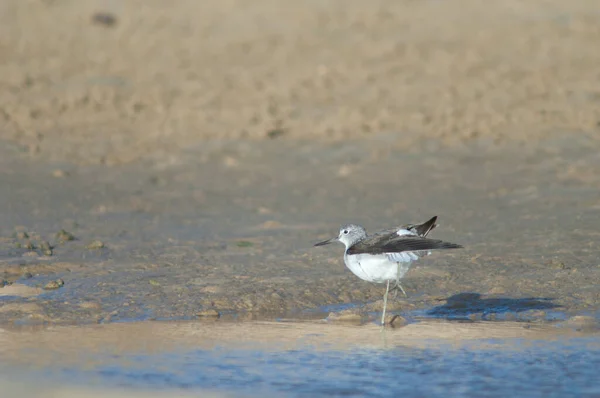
<box><xmin>314</xmin><ymin>237</ymin><xmax>335</xmax><ymax>247</ymax></box>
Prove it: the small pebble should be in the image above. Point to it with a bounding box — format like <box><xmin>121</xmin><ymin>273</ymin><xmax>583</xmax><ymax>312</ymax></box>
<box><xmin>39</xmin><ymin>241</ymin><xmax>53</xmax><ymax>256</ymax></box>
<box><xmin>91</xmin><ymin>12</ymin><xmax>118</xmax><ymax>27</ymax></box>
<box><xmin>388</xmin><ymin>315</ymin><xmax>408</xmax><ymax>327</ymax></box>
<box><xmin>266</xmin><ymin>128</ymin><xmax>285</xmax><ymax>139</ymax></box>
<box><xmin>44</xmin><ymin>279</ymin><xmax>64</xmax><ymax>290</ymax></box>
<box><xmin>197</xmin><ymin>309</ymin><xmax>220</xmax><ymax>318</ymax></box>
<box><xmin>56</xmin><ymin>229</ymin><xmax>76</xmax><ymax>242</ymax></box>
<box><xmin>86</xmin><ymin>240</ymin><xmax>105</xmax><ymax>249</ymax></box>
<box><xmin>52</xmin><ymin>169</ymin><xmax>69</xmax><ymax>178</ymax></box>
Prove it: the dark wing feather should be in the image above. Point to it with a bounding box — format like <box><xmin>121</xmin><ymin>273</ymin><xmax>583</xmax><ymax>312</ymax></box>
<box><xmin>347</xmin><ymin>235</ymin><xmax>462</xmax><ymax>255</ymax></box>
<box><xmin>409</xmin><ymin>216</ymin><xmax>438</xmax><ymax>237</ymax></box>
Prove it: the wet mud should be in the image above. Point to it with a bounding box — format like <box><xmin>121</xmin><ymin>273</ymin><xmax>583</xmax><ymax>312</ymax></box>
<box><xmin>2</xmin><ymin>133</ymin><xmax>600</xmax><ymax>326</ymax></box>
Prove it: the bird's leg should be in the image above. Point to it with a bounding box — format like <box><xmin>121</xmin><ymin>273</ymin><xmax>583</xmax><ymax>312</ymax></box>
<box><xmin>381</xmin><ymin>279</ymin><xmax>390</xmax><ymax>326</ymax></box>
<box><xmin>392</xmin><ymin>263</ymin><xmax>408</xmax><ymax>298</ymax></box>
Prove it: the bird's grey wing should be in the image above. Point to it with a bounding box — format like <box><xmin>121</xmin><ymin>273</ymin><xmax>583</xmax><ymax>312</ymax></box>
<box><xmin>346</xmin><ymin>231</ymin><xmax>399</xmax><ymax>255</ymax></box>
<box><xmin>347</xmin><ymin>235</ymin><xmax>461</xmax><ymax>255</ymax></box>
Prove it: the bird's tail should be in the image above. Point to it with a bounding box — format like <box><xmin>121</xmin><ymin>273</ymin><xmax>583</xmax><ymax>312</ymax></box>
<box><xmin>411</xmin><ymin>216</ymin><xmax>438</xmax><ymax>237</ymax></box>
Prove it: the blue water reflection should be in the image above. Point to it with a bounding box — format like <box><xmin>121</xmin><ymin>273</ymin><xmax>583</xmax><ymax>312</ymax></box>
<box><xmin>51</xmin><ymin>337</ymin><xmax>600</xmax><ymax>398</ymax></box>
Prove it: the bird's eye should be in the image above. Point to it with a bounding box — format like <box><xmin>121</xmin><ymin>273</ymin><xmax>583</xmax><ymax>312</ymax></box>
<box><xmin>343</xmin><ymin>230</ymin><xmax>348</xmax><ymax>234</ymax></box>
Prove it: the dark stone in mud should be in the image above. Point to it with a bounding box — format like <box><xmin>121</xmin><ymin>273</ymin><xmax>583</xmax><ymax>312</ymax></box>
<box><xmin>91</xmin><ymin>12</ymin><xmax>118</xmax><ymax>27</ymax></box>
<box><xmin>267</xmin><ymin>128</ymin><xmax>286</xmax><ymax>139</ymax></box>
<box><xmin>547</xmin><ymin>259</ymin><xmax>570</xmax><ymax>270</ymax></box>
<box><xmin>15</xmin><ymin>231</ymin><xmax>29</xmax><ymax>240</ymax></box>
<box><xmin>43</xmin><ymin>279</ymin><xmax>65</xmax><ymax>290</ymax></box>
<box><xmin>389</xmin><ymin>315</ymin><xmax>408</xmax><ymax>327</ymax></box>
<box><xmin>56</xmin><ymin>229</ymin><xmax>76</xmax><ymax>242</ymax></box>
<box><xmin>39</xmin><ymin>241</ymin><xmax>53</xmax><ymax>256</ymax></box>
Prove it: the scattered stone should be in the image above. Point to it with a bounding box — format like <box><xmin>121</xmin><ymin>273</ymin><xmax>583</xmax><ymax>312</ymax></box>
<box><xmin>43</xmin><ymin>279</ymin><xmax>64</xmax><ymax>290</ymax></box>
<box><xmin>24</xmin><ymin>240</ymin><xmax>35</xmax><ymax>250</ymax></box>
<box><xmin>52</xmin><ymin>169</ymin><xmax>69</xmax><ymax>178</ymax></box>
<box><xmin>197</xmin><ymin>309</ymin><xmax>220</xmax><ymax>318</ymax></box>
<box><xmin>16</xmin><ymin>231</ymin><xmax>29</xmax><ymax>240</ymax></box>
<box><xmin>56</xmin><ymin>229</ymin><xmax>76</xmax><ymax>242</ymax></box>
<box><xmin>86</xmin><ymin>240</ymin><xmax>105</xmax><ymax>250</ymax></box>
<box><xmin>388</xmin><ymin>315</ymin><xmax>408</xmax><ymax>327</ymax></box>
<box><xmin>22</xmin><ymin>272</ymin><xmax>33</xmax><ymax>279</ymax></box>
<box><xmin>91</xmin><ymin>11</ymin><xmax>118</xmax><ymax>27</ymax></box>
<box><xmin>548</xmin><ymin>259</ymin><xmax>569</xmax><ymax>269</ymax></box>
<box><xmin>266</xmin><ymin>128</ymin><xmax>285</xmax><ymax>139</ymax></box>
<box><xmin>39</xmin><ymin>240</ymin><xmax>53</xmax><ymax>256</ymax></box>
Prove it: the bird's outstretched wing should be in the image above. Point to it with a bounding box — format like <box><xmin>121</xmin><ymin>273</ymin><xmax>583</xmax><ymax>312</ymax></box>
<box><xmin>347</xmin><ymin>234</ymin><xmax>462</xmax><ymax>255</ymax></box>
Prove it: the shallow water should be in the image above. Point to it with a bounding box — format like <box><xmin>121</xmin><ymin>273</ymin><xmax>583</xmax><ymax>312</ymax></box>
<box><xmin>73</xmin><ymin>339</ymin><xmax>600</xmax><ymax>397</ymax></box>
<box><xmin>1</xmin><ymin>320</ymin><xmax>599</xmax><ymax>398</ymax></box>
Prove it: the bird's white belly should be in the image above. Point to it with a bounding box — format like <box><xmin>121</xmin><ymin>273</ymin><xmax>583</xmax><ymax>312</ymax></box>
<box><xmin>343</xmin><ymin>252</ymin><xmax>415</xmax><ymax>283</ymax></box>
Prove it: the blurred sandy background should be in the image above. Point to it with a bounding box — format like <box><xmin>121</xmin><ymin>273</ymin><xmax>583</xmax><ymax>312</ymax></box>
<box><xmin>1</xmin><ymin>0</ymin><xmax>599</xmax><ymax>165</ymax></box>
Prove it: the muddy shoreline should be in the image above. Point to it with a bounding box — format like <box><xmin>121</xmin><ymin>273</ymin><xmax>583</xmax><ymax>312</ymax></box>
<box><xmin>2</xmin><ymin>133</ymin><xmax>600</xmax><ymax>325</ymax></box>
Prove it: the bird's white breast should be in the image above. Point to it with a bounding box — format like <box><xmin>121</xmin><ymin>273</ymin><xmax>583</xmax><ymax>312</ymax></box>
<box><xmin>343</xmin><ymin>252</ymin><xmax>415</xmax><ymax>283</ymax></box>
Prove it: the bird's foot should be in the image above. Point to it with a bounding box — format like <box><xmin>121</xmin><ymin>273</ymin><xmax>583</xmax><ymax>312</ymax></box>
<box><xmin>391</xmin><ymin>282</ymin><xmax>407</xmax><ymax>299</ymax></box>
